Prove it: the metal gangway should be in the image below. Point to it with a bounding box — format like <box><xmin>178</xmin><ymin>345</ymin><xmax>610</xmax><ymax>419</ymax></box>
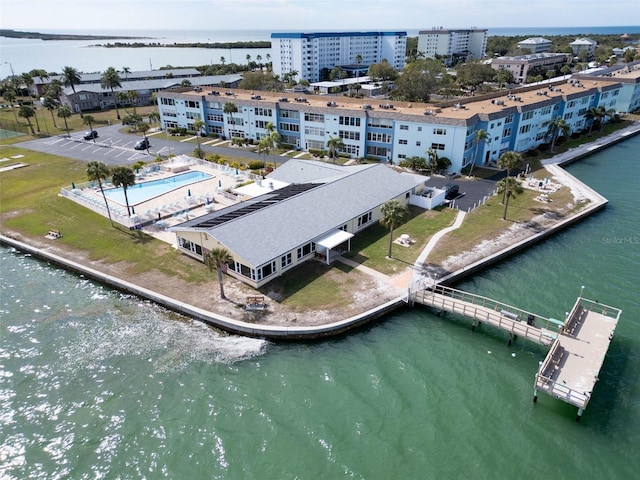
<box><xmin>409</xmin><ymin>284</ymin><xmax>563</xmax><ymax>346</ymax></box>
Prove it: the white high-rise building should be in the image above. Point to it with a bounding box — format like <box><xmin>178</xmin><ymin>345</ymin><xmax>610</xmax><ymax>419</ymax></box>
<box><xmin>417</xmin><ymin>28</ymin><xmax>488</xmax><ymax>65</ymax></box>
<box><xmin>271</xmin><ymin>31</ymin><xmax>407</xmax><ymax>83</ymax></box>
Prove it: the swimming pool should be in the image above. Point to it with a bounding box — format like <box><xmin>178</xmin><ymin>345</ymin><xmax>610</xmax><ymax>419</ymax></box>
<box><xmin>103</xmin><ymin>171</ymin><xmax>213</xmax><ymax>206</ymax></box>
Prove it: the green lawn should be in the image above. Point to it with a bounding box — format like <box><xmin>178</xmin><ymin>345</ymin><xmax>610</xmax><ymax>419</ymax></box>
<box><xmin>344</xmin><ymin>206</ymin><xmax>457</xmax><ymax>275</ymax></box>
<box><xmin>0</xmin><ymin>146</ymin><xmax>211</xmax><ymax>282</ymax></box>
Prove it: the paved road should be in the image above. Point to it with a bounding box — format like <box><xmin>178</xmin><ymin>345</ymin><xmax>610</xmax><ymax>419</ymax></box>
<box><xmin>424</xmin><ymin>175</ymin><xmax>499</xmax><ymax>212</ymax></box>
<box><xmin>15</xmin><ymin>124</ymin><xmax>285</xmax><ymax>167</ymax></box>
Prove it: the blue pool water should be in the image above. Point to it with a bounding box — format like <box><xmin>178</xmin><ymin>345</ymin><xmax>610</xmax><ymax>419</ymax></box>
<box><xmin>103</xmin><ymin>171</ymin><xmax>212</xmax><ymax>205</ymax></box>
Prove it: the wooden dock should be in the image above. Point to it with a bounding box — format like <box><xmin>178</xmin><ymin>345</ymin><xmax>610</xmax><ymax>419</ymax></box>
<box><xmin>533</xmin><ymin>298</ymin><xmax>621</xmax><ymax>421</ymax></box>
<box><xmin>409</xmin><ymin>284</ymin><xmax>562</xmax><ymax>346</ymax></box>
<box><xmin>409</xmin><ymin>285</ymin><xmax>622</xmax><ymax>420</ymax></box>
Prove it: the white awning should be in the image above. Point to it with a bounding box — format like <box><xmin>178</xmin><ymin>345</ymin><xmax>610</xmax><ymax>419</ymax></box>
<box><xmin>314</xmin><ymin>229</ymin><xmax>354</xmax><ymax>249</ymax></box>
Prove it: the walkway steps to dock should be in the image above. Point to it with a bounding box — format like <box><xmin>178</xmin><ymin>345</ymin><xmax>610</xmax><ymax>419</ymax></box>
<box><xmin>534</xmin><ymin>297</ymin><xmax>621</xmax><ymax>421</ymax></box>
<box><xmin>409</xmin><ymin>284</ymin><xmax>561</xmax><ymax>346</ymax></box>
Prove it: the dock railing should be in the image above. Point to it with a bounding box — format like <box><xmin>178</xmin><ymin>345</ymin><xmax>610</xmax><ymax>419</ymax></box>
<box><xmin>410</xmin><ymin>284</ymin><xmax>563</xmax><ymax>346</ymax></box>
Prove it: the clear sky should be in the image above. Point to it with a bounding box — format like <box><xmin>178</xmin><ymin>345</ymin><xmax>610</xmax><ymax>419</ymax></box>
<box><xmin>1</xmin><ymin>0</ymin><xmax>639</xmax><ymax>31</ymax></box>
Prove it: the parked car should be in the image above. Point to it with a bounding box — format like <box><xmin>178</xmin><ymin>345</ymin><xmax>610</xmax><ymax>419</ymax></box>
<box><xmin>444</xmin><ymin>183</ymin><xmax>460</xmax><ymax>200</ymax></box>
<box><xmin>83</xmin><ymin>130</ymin><xmax>98</xmax><ymax>140</ymax></box>
<box><xmin>134</xmin><ymin>137</ymin><xmax>150</xmax><ymax>150</ymax></box>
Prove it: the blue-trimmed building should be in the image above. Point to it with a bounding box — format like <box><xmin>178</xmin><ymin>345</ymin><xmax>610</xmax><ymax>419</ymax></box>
<box><xmin>271</xmin><ymin>31</ymin><xmax>407</xmax><ymax>82</ymax></box>
<box><xmin>157</xmin><ymin>76</ymin><xmax>625</xmax><ymax>172</ymax></box>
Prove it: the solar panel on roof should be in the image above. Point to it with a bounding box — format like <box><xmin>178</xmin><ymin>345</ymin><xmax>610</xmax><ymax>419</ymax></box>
<box><xmin>189</xmin><ymin>183</ymin><xmax>324</xmax><ymax>229</ymax></box>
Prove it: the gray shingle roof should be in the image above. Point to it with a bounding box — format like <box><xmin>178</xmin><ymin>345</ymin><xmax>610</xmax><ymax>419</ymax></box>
<box><xmin>175</xmin><ymin>162</ymin><xmax>420</xmax><ymax>267</ymax></box>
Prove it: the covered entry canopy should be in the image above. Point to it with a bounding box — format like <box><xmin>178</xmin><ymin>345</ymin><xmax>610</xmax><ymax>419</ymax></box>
<box><xmin>314</xmin><ymin>229</ymin><xmax>354</xmax><ymax>264</ymax></box>
<box><xmin>315</xmin><ymin>229</ymin><xmax>354</xmax><ymax>250</ymax></box>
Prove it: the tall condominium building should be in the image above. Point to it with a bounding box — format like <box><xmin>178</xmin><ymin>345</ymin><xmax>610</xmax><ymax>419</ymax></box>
<box><xmin>417</xmin><ymin>28</ymin><xmax>488</xmax><ymax>65</ymax></box>
<box><xmin>270</xmin><ymin>31</ymin><xmax>407</xmax><ymax>82</ymax></box>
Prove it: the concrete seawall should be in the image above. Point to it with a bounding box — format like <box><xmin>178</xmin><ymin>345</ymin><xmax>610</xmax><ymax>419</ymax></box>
<box><xmin>0</xmin><ymin>234</ymin><xmax>406</xmax><ymax>340</ymax></box>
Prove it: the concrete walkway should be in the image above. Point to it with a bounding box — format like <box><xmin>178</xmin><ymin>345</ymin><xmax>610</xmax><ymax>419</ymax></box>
<box><xmin>542</xmin><ymin>123</ymin><xmax>640</xmax><ymax>166</ymax></box>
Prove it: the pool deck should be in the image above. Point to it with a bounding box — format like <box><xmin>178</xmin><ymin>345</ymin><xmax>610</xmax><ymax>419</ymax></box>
<box><xmin>63</xmin><ymin>157</ymin><xmax>257</xmax><ymax>243</ymax></box>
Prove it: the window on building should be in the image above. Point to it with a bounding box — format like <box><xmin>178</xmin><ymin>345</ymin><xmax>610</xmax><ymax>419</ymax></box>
<box><xmin>357</xmin><ymin>212</ymin><xmax>372</xmax><ymax>228</ymax></box>
<box><xmin>185</xmin><ymin>100</ymin><xmax>200</xmax><ymax>108</ymax></box>
<box><xmin>178</xmin><ymin>237</ymin><xmax>202</xmax><ymax>256</ymax></box>
<box><xmin>304</xmin><ymin>112</ymin><xmax>324</xmax><ymax>122</ymax></box>
<box><xmin>431</xmin><ymin>143</ymin><xmax>445</xmax><ymax>151</ymax></box>
<box><xmin>399</xmin><ymin>139</ymin><xmax>408</xmax><ymax>145</ymax></box>
<box><xmin>281</xmin><ymin>253</ymin><xmax>292</xmax><ymax>268</ymax></box>
<box><xmin>339</xmin><ymin>116</ymin><xmax>361</xmax><ymax>127</ymax></box>
<box><xmin>297</xmin><ymin>242</ymin><xmax>315</xmax><ymax>259</ymax></box>
<box><xmin>207</xmin><ymin>113</ymin><xmax>224</xmax><ymax>122</ymax></box>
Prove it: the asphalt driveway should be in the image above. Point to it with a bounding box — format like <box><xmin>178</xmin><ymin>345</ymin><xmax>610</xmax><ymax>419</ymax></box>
<box><xmin>16</xmin><ymin>124</ymin><xmax>284</xmax><ymax>167</ymax></box>
<box><xmin>424</xmin><ymin>175</ymin><xmax>500</xmax><ymax>212</ymax></box>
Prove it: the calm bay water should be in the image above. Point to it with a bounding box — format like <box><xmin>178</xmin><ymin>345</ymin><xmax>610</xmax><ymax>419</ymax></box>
<box><xmin>1</xmin><ymin>136</ymin><xmax>639</xmax><ymax>478</ymax></box>
<box><xmin>1</xmin><ymin>26</ymin><xmax>639</xmax><ymax>76</ymax></box>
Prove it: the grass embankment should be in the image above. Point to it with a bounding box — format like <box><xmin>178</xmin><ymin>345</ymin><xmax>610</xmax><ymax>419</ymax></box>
<box><xmin>0</xmin><ymin>146</ymin><xmax>211</xmax><ymax>283</ymax></box>
<box><xmin>344</xmin><ymin>207</ymin><xmax>458</xmax><ymax>275</ymax></box>
<box><xmin>427</xmin><ymin>185</ymin><xmax>578</xmax><ymax>265</ymax></box>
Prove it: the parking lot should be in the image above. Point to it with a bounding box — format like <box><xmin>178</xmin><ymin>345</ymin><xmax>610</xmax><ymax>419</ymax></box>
<box><xmin>16</xmin><ymin>124</ymin><xmax>280</xmax><ymax>167</ymax></box>
<box><xmin>424</xmin><ymin>175</ymin><xmax>500</xmax><ymax>212</ymax></box>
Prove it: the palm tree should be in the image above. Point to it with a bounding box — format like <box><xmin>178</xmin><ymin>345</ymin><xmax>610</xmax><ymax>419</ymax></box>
<box><xmin>116</xmin><ymin>91</ymin><xmax>129</xmax><ymax>114</ymax></box>
<box><xmin>497</xmin><ymin>151</ymin><xmax>523</xmax><ymax>202</ymax></box>
<box><xmin>20</xmin><ymin>72</ymin><xmax>34</xmax><ymax>99</ymax></box>
<box><xmin>62</xmin><ymin>66</ymin><xmax>82</xmax><ymax>117</ymax></box>
<box><xmin>2</xmin><ymin>87</ymin><xmax>19</xmax><ymax>122</ymax></box>
<box><xmin>192</xmin><ymin>118</ymin><xmax>206</xmax><ymax>157</ymax></box>
<box><xmin>42</xmin><ymin>96</ymin><xmax>59</xmax><ymax>128</ymax></box>
<box><xmin>18</xmin><ymin>105</ymin><xmax>36</xmax><ymax>134</ymax></box>
<box><xmin>257</xmin><ymin>136</ymin><xmax>271</xmax><ymax>166</ymax></box>
<box><xmin>598</xmin><ymin>106</ymin><xmax>616</xmax><ymax>132</ymax></box>
<box><xmin>45</xmin><ymin>79</ymin><xmax>63</xmax><ymax>103</ymax></box>
<box><xmin>100</xmin><ymin>67</ymin><xmax>122</xmax><ymax>119</ymax></box>
<box><xmin>585</xmin><ymin>106</ymin><xmax>601</xmax><ymax>136</ymax></box>
<box><xmin>223</xmin><ymin>101</ymin><xmax>238</xmax><ymax>135</ymax></box>
<box><xmin>86</xmin><ymin>161</ymin><xmax>114</xmax><ymax>227</ymax></box>
<box><xmin>497</xmin><ymin>151</ymin><xmax>523</xmax><ymax>179</ymax></box>
<box><xmin>380</xmin><ymin>200</ymin><xmax>409</xmax><ymax>258</ymax></box>
<box><xmin>220</xmin><ymin>56</ymin><xmax>226</xmax><ymax>66</ymax></box>
<box><xmin>496</xmin><ymin>176</ymin><xmax>524</xmax><ymax>220</ymax></box>
<box><xmin>83</xmin><ymin>115</ymin><xmax>96</xmax><ymax>142</ymax></box>
<box><xmin>546</xmin><ymin>116</ymin><xmax>570</xmax><ymax>153</ymax></box>
<box><xmin>121</xmin><ymin>66</ymin><xmax>131</xmax><ymax>80</ymax></box>
<box><xmin>355</xmin><ymin>53</ymin><xmax>363</xmax><ymax>81</ymax></box>
<box><xmin>246</xmin><ymin>54</ymin><xmax>252</xmax><ymax>68</ymax></box>
<box><xmin>57</xmin><ymin>105</ymin><xmax>72</xmax><ymax>137</ymax></box>
<box><xmin>111</xmin><ymin>166</ymin><xmax>136</xmax><ymax>216</ymax></box>
<box><xmin>205</xmin><ymin>248</ymin><xmax>234</xmax><ymax>300</ymax></box>
<box><xmin>326</xmin><ymin>136</ymin><xmax>345</xmax><ymax>164</ymax></box>
<box><xmin>148</xmin><ymin>111</ymin><xmax>160</xmax><ymax>125</ymax></box>
<box><xmin>265</xmin><ymin>122</ymin><xmax>281</xmax><ymax>168</ymax></box>
<box><xmin>256</xmin><ymin>54</ymin><xmax>263</xmax><ymax>70</ymax></box>
<box><xmin>127</xmin><ymin>90</ymin><xmax>139</xmax><ymax>115</ymax></box>
<box><xmin>468</xmin><ymin>129</ymin><xmax>490</xmax><ymax>177</ymax></box>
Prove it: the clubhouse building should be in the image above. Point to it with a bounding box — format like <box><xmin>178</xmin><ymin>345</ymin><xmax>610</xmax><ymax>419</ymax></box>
<box><xmin>169</xmin><ymin>161</ymin><xmax>421</xmax><ymax>288</ymax></box>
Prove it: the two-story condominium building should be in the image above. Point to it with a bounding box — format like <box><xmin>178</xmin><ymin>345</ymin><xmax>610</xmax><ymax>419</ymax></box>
<box><xmin>157</xmin><ymin>77</ymin><xmax>624</xmax><ymax>173</ymax></box>
<box><xmin>417</xmin><ymin>28</ymin><xmax>488</xmax><ymax>65</ymax></box>
<box><xmin>517</xmin><ymin>37</ymin><xmax>553</xmax><ymax>53</ymax></box>
<box><xmin>491</xmin><ymin>53</ymin><xmax>572</xmax><ymax>84</ymax></box>
<box><xmin>270</xmin><ymin>31</ymin><xmax>407</xmax><ymax>83</ymax></box>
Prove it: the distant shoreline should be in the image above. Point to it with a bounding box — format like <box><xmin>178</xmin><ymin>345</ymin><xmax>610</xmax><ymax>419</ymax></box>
<box><xmin>0</xmin><ymin>29</ymin><xmax>148</xmax><ymax>41</ymax></box>
<box><xmin>93</xmin><ymin>41</ymin><xmax>272</xmax><ymax>49</ymax></box>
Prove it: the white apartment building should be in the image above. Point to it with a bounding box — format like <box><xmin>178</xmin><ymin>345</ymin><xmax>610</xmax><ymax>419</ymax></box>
<box><xmin>517</xmin><ymin>37</ymin><xmax>553</xmax><ymax>53</ymax></box>
<box><xmin>570</xmin><ymin>38</ymin><xmax>598</xmax><ymax>59</ymax></box>
<box><xmin>417</xmin><ymin>28</ymin><xmax>488</xmax><ymax>65</ymax></box>
<box><xmin>271</xmin><ymin>31</ymin><xmax>407</xmax><ymax>83</ymax></box>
